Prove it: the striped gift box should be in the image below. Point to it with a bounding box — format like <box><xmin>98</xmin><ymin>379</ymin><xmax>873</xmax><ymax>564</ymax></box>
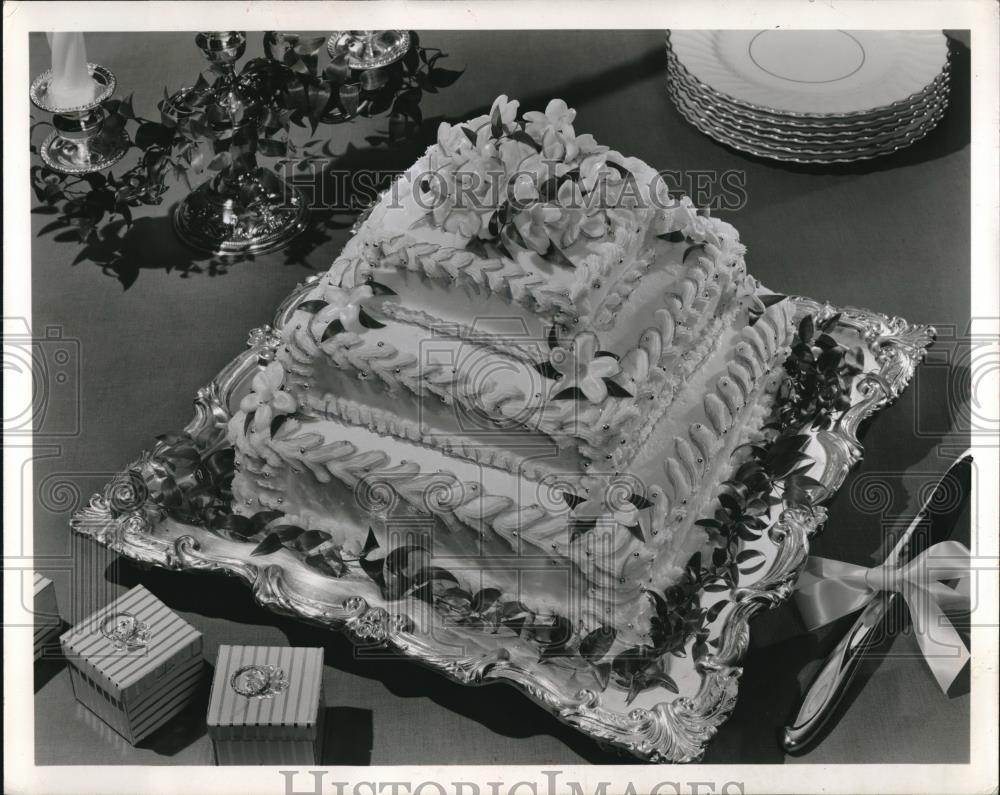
<box><xmin>60</xmin><ymin>585</ymin><xmax>204</xmax><ymax>745</ymax></box>
<box><xmin>207</xmin><ymin>645</ymin><xmax>325</xmax><ymax>765</ymax></box>
<box><xmin>34</xmin><ymin>572</ymin><xmax>62</xmax><ymax>661</ymax></box>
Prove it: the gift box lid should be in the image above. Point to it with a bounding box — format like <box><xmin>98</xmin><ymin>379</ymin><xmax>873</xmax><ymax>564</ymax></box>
<box><xmin>207</xmin><ymin>645</ymin><xmax>324</xmax><ymax>741</ymax></box>
<box><xmin>60</xmin><ymin>585</ymin><xmax>202</xmax><ymax>700</ymax></box>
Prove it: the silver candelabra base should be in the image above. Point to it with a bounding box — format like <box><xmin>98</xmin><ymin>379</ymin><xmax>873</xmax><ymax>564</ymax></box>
<box><xmin>173</xmin><ymin>167</ymin><xmax>308</xmax><ymax>256</ymax></box>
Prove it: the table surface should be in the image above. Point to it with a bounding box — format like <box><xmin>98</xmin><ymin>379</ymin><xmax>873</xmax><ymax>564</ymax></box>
<box><xmin>28</xmin><ymin>30</ymin><xmax>971</xmax><ymax>766</ymax></box>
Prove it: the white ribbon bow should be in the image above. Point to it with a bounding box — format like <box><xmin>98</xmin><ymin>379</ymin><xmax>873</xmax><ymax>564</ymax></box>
<box><xmin>794</xmin><ymin>540</ymin><xmax>971</xmax><ymax>692</ymax></box>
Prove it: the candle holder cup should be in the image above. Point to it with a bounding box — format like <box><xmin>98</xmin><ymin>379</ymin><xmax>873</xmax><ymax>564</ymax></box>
<box><xmin>172</xmin><ymin>31</ymin><xmax>309</xmax><ymax>256</ymax></box>
<box><xmin>30</xmin><ymin>63</ymin><xmax>130</xmax><ymax>175</ymax></box>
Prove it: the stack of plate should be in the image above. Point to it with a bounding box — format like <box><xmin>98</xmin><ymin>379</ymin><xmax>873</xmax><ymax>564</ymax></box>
<box><xmin>666</xmin><ymin>30</ymin><xmax>951</xmax><ymax>164</ymax></box>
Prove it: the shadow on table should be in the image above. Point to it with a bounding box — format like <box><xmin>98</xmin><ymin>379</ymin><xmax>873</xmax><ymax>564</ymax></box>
<box><xmin>135</xmin><ymin>661</ymin><xmax>213</xmax><ymax>757</ymax></box>
<box><xmin>320</xmin><ymin>706</ymin><xmax>374</xmax><ymax>765</ymax></box>
<box><xmin>34</xmin><ymin>631</ymin><xmax>69</xmax><ymax>693</ymax></box>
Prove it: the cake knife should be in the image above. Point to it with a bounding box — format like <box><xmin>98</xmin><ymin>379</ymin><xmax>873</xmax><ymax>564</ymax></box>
<box><xmin>781</xmin><ymin>451</ymin><xmax>973</xmax><ymax>753</ymax></box>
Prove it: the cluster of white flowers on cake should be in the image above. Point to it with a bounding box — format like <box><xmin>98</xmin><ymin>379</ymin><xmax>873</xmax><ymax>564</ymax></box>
<box><xmin>419</xmin><ymin>95</ymin><xmax>635</xmax><ymax>254</ymax></box>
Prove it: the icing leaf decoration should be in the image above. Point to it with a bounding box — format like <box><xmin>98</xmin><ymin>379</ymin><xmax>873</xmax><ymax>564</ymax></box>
<box><xmin>540</xmin><ymin>240</ymin><xmax>575</xmax><ymax>269</ymax></box>
<box><xmin>535</xmin><ymin>615</ymin><xmax>574</xmax><ymax>651</ymax></box>
<box><xmin>465</xmin><ymin>236</ymin><xmax>488</xmax><ymax>258</ymax></box>
<box><xmin>290</xmin><ymin>529</ymin><xmax>333</xmax><ymax>553</ymax></box>
<box><xmin>471</xmin><ymin>587</ymin><xmax>502</xmax><ymax>614</ymax></box>
<box><xmin>487</xmin><ymin>209</ymin><xmax>502</xmax><ymax>239</ymax></box>
<box><xmin>736</xmin><ymin>549</ymin><xmax>766</xmax><ymax>575</ymax></box>
<box><xmin>250</xmin><ymin>533</ymin><xmax>284</xmax><ymax>556</ymax></box>
<box><xmin>538</xmin><ymin>175</ymin><xmax>560</xmax><ymax>202</ymax></box>
<box><xmin>243</xmin><ymin>410</ymin><xmax>255</xmax><ymax>436</ymax></box>
<box><xmin>798</xmin><ymin>315</ymin><xmax>815</xmax><ymax>343</ymax></box>
<box><xmin>270</xmin><ymin>413</ymin><xmax>291</xmax><ymax>437</ymax></box>
<box><xmin>251</xmin><ymin>510</ymin><xmax>286</xmax><ymax>534</ymax></box>
<box><xmin>304</xmin><ymin>551</ymin><xmax>347</xmax><ymax>579</ymax></box>
<box><xmin>553</xmin><ymin>386</ymin><xmax>586</xmax><ymax>400</ymax></box>
<box><xmin>590</xmin><ymin>661</ymin><xmax>611</xmax><ymax>690</ymax></box>
<box><xmin>297</xmin><ymin>299</ymin><xmax>329</xmax><ymax>314</ymax></box>
<box><xmin>358</xmin><ymin>309</ymin><xmax>386</xmax><ymax>329</ymax></box>
<box><xmin>439</xmin><ymin>587</ymin><xmax>474</xmax><ymax>610</ymax></box>
<box><xmin>656</xmin><ymin>230</ymin><xmax>686</xmax><ymax>243</ymax></box>
<box><xmin>408</xmin><ymin>568</ymin><xmax>460</xmax><ymax>604</ymax></box>
<box><xmin>561</xmin><ymin>491</ymin><xmax>588</xmax><ymax>510</ymax></box>
<box><xmin>681</xmin><ymin>243</ymin><xmax>707</xmax><ymax>263</ymax></box>
<box><xmin>718</xmin><ymin>493</ymin><xmax>742</xmax><ymax>518</ymax></box>
<box><xmin>547</xmin><ymin>324</ymin><xmax>559</xmax><ymax>351</ymax></box>
<box><xmin>321</xmin><ymin>318</ymin><xmax>345</xmax><ymax>341</ymax></box>
<box><xmin>579</xmin><ymin>625</ymin><xmax>616</xmax><ymax>662</ymax></box>
<box><xmin>509</xmin><ymin>128</ymin><xmax>542</xmax><ymax>152</ymax></box>
<box><xmin>385</xmin><ymin>544</ymin><xmax>426</xmax><ymax>577</ymax></box>
<box><xmin>624</xmin><ymin>523</ymin><xmax>645</xmax><ymax>543</ymax></box>
<box><xmin>760</xmin><ymin>293</ymin><xmax>788</xmax><ymax>308</ymax></box>
<box><xmin>362</xmin><ymin>527</ymin><xmax>380</xmax><ymax>557</ymax></box>
<box><xmin>603</xmin><ymin>379</ymin><xmax>633</xmax><ymax>398</ymax></box>
<box><xmin>705</xmin><ymin>604</ymin><xmax>728</xmax><ymax>624</ymax></box>
<box><xmin>819</xmin><ymin>312</ymin><xmax>843</xmax><ymax>332</ymax></box>
<box><xmin>359</xmin><ymin>554</ymin><xmax>386</xmax><ymax>588</ymax></box>
<box><xmin>460</xmin><ymin>126</ymin><xmax>478</xmax><ymax>147</ymax></box>
<box><xmin>490</xmin><ymin>104</ymin><xmax>503</xmax><ymax>139</ymax></box>
<box><xmin>605</xmin><ymin>159</ymin><xmax>633</xmax><ymax>180</ymax></box>
<box><xmin>594</xmin><ymin>350</ymin><xmax>620</xmax><ymax>361</ymax></box>
<box><xmin>366</xmin><ymin>281</ymin><xmax>397</xmax><ymax>296</ymax></box>
<box><xmin>627</xmin><ymin>493</ymin><xmax>654</xmax><ymax>510</ymax></box>
<box><xmin>532</xmin><ymin>360</ymin><xmax>561</xmax><ymax>380</ymax></box>
<box><xmin>209</xmin><ymin>513</ymin><xmax>253</xmax><ymax>539</ymax></box>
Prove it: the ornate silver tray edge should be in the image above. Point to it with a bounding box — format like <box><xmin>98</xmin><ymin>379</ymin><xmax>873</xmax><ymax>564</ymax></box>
<box><xmin>70</xmin><ymin>290</ymin><xmax>934</xmax><ymax>763</ymax></box>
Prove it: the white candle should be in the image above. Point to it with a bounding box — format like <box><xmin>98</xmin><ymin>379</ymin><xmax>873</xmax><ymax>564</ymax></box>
<box><xmin>46</xmin><ymin>32</ymin><xmax>96</xmax><ymax>108</ymax></box>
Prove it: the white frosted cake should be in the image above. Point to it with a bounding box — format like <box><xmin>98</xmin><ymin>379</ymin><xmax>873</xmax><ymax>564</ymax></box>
<box><xmin>228</xmin><ymin>96</ymin><xmax>795</xmax><ymax>648</ymax></box>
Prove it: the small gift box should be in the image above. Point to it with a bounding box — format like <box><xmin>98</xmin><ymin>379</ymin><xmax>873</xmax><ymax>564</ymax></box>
<box><xmin>60</xmin><ymin>584</ymin><xmax>204</xmax><ymax>744</ymax></box>
<box><xmin>33</xmin><ymin>572</ymin><xmax>62</xmax><ymax>661</ymax></box>
<box><xmin>207</xmin><ymin>645</ymin><xmax>325</xmax><ymax>765</ymax></box>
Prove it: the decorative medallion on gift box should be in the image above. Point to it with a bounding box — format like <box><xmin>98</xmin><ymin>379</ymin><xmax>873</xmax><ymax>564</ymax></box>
<box><xmin>60</xmin><ymin>585</ymin><xmax>204</xmax><ymax>745</ymax></box>
<box><xmin>207</xmin><ymin>645</ymin><xmax>325</xmax><ymax>765</ymax></box>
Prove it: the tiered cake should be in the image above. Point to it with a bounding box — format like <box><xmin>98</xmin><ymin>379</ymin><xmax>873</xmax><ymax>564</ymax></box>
<box><xmin>228</xmin><ymin>96</ymin><xmax>794</xmax><ymax>647</ymax></box>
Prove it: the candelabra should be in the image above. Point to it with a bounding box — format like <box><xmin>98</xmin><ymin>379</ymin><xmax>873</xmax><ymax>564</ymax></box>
<box><xmin>325</xmin><ymin>30</ymin><xmax>411</xmax><ymax>120</ymax></box>
<box><xmin>172</xmin><ymin>31</ymin><xmax>308</xmax><ymax>256</ymax></box>
<box><xmin>30</xmin><ymin>63</ymin><xmax>130</xmax><ymax>175</ymax></box>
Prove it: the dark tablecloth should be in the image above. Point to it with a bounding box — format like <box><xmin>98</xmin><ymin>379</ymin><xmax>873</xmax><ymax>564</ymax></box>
<box><xmin>29</xmin><ymin>30</ymin><xmax>970</xmax><ymax>765</ymax></box>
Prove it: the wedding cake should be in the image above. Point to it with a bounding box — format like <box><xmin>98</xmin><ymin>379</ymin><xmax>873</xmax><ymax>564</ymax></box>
<box><xmin>228</xmin><ymin>96</ymin><xmax>794</xmax><ymax>647</ymax></box>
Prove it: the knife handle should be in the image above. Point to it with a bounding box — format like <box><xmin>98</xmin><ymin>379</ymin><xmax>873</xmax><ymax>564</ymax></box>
<box><xmin>782</xmin><ymin>594</ymin><xmax>894</xmax><ymax>753</ymax></box>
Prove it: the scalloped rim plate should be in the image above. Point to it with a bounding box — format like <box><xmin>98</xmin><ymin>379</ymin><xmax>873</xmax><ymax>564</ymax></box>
<box><xmin>668</xmin><ymin>81</ymin><xmax>948</xmax><ymax>162</ymax></box>
<box><xmin>667</xmin><ymin>51</ymin><xmax>951</xmax><ymax>139</ymax></box>
<box><xmin>669</xmin><ymin>70</ymin><xmax>948</xmax><ymax>149</ymax></box>
<box><xmin>668</xmin><ymin>30</ymin><xmax>948</xmax><ymax>117</ymax></box>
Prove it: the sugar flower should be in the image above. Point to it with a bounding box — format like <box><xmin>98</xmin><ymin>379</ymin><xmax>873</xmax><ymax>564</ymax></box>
<box><xmin>550</xmin><ymin>331</ymin><xmax>622</xmax><ymax>403</ymax></box>
<box><xmin>239</xmin><ymin>361</ymin><xmax>297</xmax><ymax>433</ymax></box>
<box><xmin>311</xmin><ymin>284</ymin><xmax>376</xmax><ymax>336</ymax></box>
<box><xmin>489</xmin><ymin>94</ymin><xmax>521</xmax><ymax>129</ymax></box>
<box><xmin>513</xmin><ymin>202</ymin><xmax>560</xmax><ymax>254</ymax></box>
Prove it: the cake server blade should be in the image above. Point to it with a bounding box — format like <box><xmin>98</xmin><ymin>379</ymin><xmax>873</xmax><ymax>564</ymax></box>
<box><xmin>781</xmin><ymin>450</ymin><xmax>973</xmax><ymax>753</ymax></box>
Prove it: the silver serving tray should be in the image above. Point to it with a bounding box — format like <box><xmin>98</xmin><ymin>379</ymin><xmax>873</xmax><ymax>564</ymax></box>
<box><xmin>71</xmin><ymin>285</ymin><xmax>933</xmax><ymax>762</ymax></box>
